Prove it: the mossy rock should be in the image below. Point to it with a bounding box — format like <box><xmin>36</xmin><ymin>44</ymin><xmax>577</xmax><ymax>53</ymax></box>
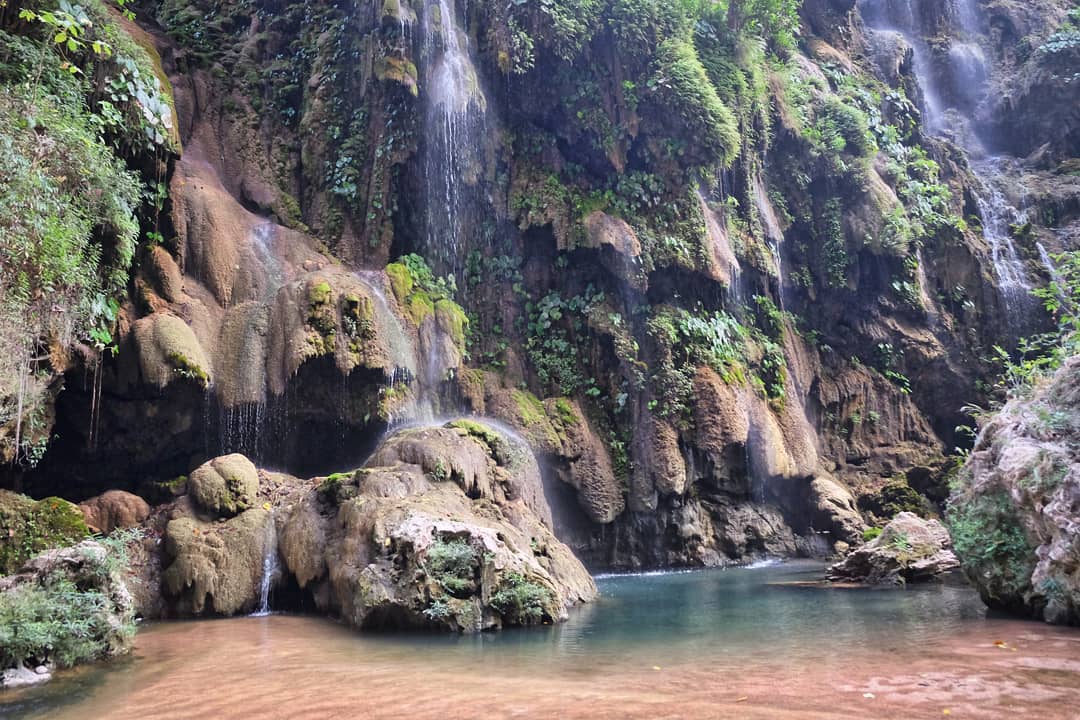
<box><xmin>435</xmin><ymin>298</ymin><xmax>469</xmax><ymax>350</ymax></box>
<box><xmin>189</xmin><ymin>454</ymin><xmax>260</xmax><ymax>518</ymax></box>
<box><xmin>134</xmin><ymin>313</ymin><xmax>213</xmax><ymax>389</ymax></box>
<box><xmin>386</xmin><ymin>262</ymin><xmax>413</xmax><ymax>302</ymax></box>
<box><xmin>0</xmin><ymin>490</ymin><xmax>90</xmax><ymax>574</ymax></box>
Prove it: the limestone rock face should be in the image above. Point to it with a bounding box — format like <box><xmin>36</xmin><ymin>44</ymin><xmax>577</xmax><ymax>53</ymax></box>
<box><xmin>161</xmin><ymin>502</ymin><xmax>272</xmax><ymax>616</ymax></box>
<box><xmin>79</xmin><ymin>491</ymin><xmax>151</xmax><ymax>534</ymax></box>
<box><xmin>189</xmin><ymin>454</ymin><xmax>259</xmax><ymax>517</ymax></box>
<box><xmin>827</xmin><ymin>512</ymin><xmax>959</xmax><ymax>584</ymax></box>
<box><xmin>278</xmin><ymin>421</ymin><xmax>596</xmax><ymax>632</ymax></box>
<box><xmin>952</xmin><ymin>358</ymin><xmax>1080</xmax><ymax>624</ymax></box>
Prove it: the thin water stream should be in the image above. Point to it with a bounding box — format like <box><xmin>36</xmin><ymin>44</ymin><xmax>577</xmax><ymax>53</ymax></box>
<box><xmin>6</xmin><ymin>563</ymin><xmax>1079</xmax><ymax>719</ymax></box>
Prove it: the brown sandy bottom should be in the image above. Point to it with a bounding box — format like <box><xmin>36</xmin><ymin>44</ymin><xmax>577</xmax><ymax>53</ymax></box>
<box><xmin>8</xmin><ymin>614</ymin><xmax>1080</xmax><ymax>720</ymax></box>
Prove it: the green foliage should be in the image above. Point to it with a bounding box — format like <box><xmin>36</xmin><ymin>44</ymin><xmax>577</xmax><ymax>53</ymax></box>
<box><xmin>532</xmin><ymin>0</ymin><xmax>604</xmax><ymax>61</ymax></box>
<box><xmin>0</xmin><ymin>539</ymin><xmax>136</xmax><ymax>669</ymax></box>
<box><xmin>947</xmin><ymin>482</ymin><xmax>1035</xmax><ymax>607</ymax></box>
<box><xmin>650</xmin><ymin>39</ymin><xmax>740</xmax><ymax>166</ymax></box>
<box><xmin>425</xmin><ymin>538</ymin><xmax>477</xmax><ymax>595</ymax></box>
<box><xmin>862</xmin><ymin>527</ymin><xmax>883</xmax><ymax>543</ymax></box>
<box><xmin>490</xmin><ymin>572</ymin><xmax>553</xmax><ymax>624</ymax></box>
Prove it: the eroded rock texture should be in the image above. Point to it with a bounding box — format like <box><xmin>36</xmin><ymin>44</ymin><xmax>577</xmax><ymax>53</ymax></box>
<box><xmin>952</xmin><ymin>358</ymin><xmax>1080</xmax><ymax>625</ymax></box>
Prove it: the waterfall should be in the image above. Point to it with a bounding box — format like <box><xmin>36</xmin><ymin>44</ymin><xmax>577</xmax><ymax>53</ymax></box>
<box><xmin>914</xmin><ymin>248</ymin><xmax>940</xmax><ymax>328</ymax></box>
<box><xmin>971</xmin><ymin>157</ymin><xmax>1033</xmax><ymax>305</ymax></box>
<box><xmin>252</xmin><ymin>511</ymin><xmax>279</xmax><ymax>617</ymax></box>
<box><xmin>858</xmin><ymin>0</ymin><xmax>1033</xmax><ymax>317</ymax></box>
<box><xmin>420</xmin><ymin>0</ymin><xmax>487</xmax><ymax>278</ymax></box>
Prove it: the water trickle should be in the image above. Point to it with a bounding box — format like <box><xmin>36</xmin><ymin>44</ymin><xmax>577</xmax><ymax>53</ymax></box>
<box><xmin>699</xmin><ymin>191</ymin><xmax>742</xmax><ymax>304</ymax></box>
<box><xmin>420</xmin><ymin>0</ymin><xmax>487</xmax><ymax>278</ymax></box>
<box><xmin>752</xmin><ymin>177</ymin><xmax>787</xmax><ymax>309</ymax></box>
<box><xmin>252</xmin><ymin>512</ymin><xmax>279</xmax><ymax>617</ymax></box>
<box><xmin>971</xmin><ymin>157</ymin><xmax>1033</xmax><ymax>305</ymax></box>
<box><xmin>354</xmin><ymin>271</ymin><xmax>435</xmax><ymax>425</ymax></box>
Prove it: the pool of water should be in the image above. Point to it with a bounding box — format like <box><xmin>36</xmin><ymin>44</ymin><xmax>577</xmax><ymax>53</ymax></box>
<box><xmin>4</xmin><ymin>561</ymin><xmax>1079</xmax><ymax>719</ymax></box>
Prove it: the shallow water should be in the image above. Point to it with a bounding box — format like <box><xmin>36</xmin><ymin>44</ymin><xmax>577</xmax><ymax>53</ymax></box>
<box><xmin>5</xmin><ymin>562</ymin><xmax>1080</xmax><ymax>719</ymax></box>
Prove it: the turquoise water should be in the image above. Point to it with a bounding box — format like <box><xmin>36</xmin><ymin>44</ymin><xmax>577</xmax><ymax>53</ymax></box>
<box><xmin>5</xmin><ymin>561</ymin><xmax>1072</xmax><ymax>720</ymax></box>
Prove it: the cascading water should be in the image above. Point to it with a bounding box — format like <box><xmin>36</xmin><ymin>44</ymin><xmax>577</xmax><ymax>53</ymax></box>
<box><xmin>419</xmin><ymin>0</ymin><xmax>487</xmax><ymax>278</ymax></box>
<box><xmin>858</xmin><ymin>0</ymin><xmax>1033</xmax><ymax>319</ymax></box>
<box><xmin>252</xmin><ymin>512</ymin><xmax>280</xmax><ymax>617</ymax></box>
<box><xmin>355</xmin><ymin>271</ymin><xmax>435</xmax><ymax>425</ymax></box>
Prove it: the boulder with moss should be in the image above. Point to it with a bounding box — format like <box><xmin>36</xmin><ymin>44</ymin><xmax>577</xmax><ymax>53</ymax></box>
<box><xmin>827</xmin><ymin>512</ymin><xmax>958</xmax><ymax>584</ymax></box>
<box><xmin>133</xmin><ymin>313</ymin><xmax>212</xmax><ymax>389</ymax></box>
<box><xmin>0</xmin><ymin>491</ymin><xmax>90</xmax><ymax>575</ymax></box>
<box><xmin>277</xmin><ymin>421</ymin><xmax>596</xmax><ymax>632</ymax></box>
<box><xmin>161</xmin><ymin>501</ymin><xmax>273</xmax><ymax>616</ymax></box>
<box><xmin>950</xmin><ymin>357</ymin><xmax>1080</xmax><ymax>624</ymax></box>
<box><xmin>188</xmin><ymin>454</ymin><xmax>259</xmax><ymax>517</ymax></box>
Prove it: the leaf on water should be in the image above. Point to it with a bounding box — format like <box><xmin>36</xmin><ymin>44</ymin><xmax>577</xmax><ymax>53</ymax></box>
<box><xmin>735</xmin><ymin>697</ymin><xmax>748</xmax><ymax>703</ymax></box>
<box><xmin>863</xmin><ymin>693</ymin><xmax>875</xmax><ymax>699</ymax></box>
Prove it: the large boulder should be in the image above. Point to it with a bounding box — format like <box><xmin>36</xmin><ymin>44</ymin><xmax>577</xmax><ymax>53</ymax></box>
<box><xmin>0</xmin><ymin>491</ymin><xmax>89</xmax><ymax>575</ymax></box>
<box><xmin>161</xmin><ymin>503</ymin><xmax>273</xmax><ymax>616</ymax></box>
<box><xmin>827</xmin><ymin>512</ymin><xmax>959</xmax><ymax>584</ymax></box>
<box><xmin>189</xmin><ymin>453</ymin><xmax>259</xmax><ymax>517</ymax></box>
<box><xmin>278</xmin><ymin>420</ymin><xmax>596</xmax><ymax>632</ymax></box>
<box><xmin>79</xmin><ymin>490</ymin><xmax>151</xmax><ymax>534</ymax></box>
<box><xmin>951</xmin><ymin>358</ymin><xmax>1080</xmax><ymax>624</ymax></box>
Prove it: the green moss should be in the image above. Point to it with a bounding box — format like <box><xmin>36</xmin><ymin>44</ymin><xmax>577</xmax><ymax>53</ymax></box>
<box><xmin>553</xmin><ymin>398</ymin><xmax>577</xmax><ymax>425</ymax></box>
<box><xmin>512</xmin><ymin>389</ymin><xmax>547</xmax><ymax>427</ymax></box>
<box><xmin>435</xmin><ymin>298</ymin><xmax>469</xmax><ymax>350</ymax></box>
<box><xmin>406</xmin><ymin>290</ymin><xmax>435</xmax><ymax>325</ymax></box>
<box><xmin>862</xmin><ymin>527</ymin><xmax>883</xmax><ymax>543</ymax></box>
<box><xmin>167</xmin><ymin>351</ymin><xmax>210</xmax><ymax>388</ymax></box>
<box><xmin>386</xmin><ymin>262</ymin><xmax>413</xmax><ymax>303</ymax></box>
<box><xmin>653</xmin><ymin>39</ymin><xmax>740</xmax><ymax>166</ymax></box>
<box><xmin>447</xmin><ymin>419</ymin><xmax>503</xmax><ymax>451</ymax></box>
<box><xmin>318</xmin><ymin>472</ymin><xmax>358</xmax><ymax>504</ymax></box>
<box><xmin>0</xmin><ymin>491</ymin><xmax>90</xmax><ymax>575</ymax></box>
<box><xmin>309</xmin><ymin>279</ymin><xmax>333</xmax><ymax>306</ymax></box>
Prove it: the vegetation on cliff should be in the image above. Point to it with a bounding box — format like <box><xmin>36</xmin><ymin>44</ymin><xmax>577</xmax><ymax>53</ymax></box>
<box><xmin>0</xmin><ymin>0</ymin><xmax>176</xmax><ymax>464</ymax></box>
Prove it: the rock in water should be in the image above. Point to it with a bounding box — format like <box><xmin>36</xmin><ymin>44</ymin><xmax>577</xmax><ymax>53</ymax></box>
<box><xmin>950</xmin><ymin>358</ymin><xmax>1080</xmax><ymax>624</ymax></box>
<box><xmin>827</xmin><ymin>512</ymin><xmax>959</xmax><ymax>585</ymax></box>
<box><xmin>278</xmin><ymin>421</ymin><xmax>597</xmax><ymax>631</ymax></box>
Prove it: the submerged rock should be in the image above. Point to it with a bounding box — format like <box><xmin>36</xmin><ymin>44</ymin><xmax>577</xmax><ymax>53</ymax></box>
<box><xmin>827</xmin><ymin>512</ymin><xmax>958</xmax><ymax>585</ymax></box>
